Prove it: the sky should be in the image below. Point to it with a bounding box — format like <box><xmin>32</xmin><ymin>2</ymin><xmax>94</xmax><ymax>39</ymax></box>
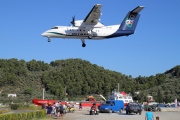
<box><xmin>1</xmin><ymin>0</ymin><xmax>180</xmax><ymax>78</ymax></box>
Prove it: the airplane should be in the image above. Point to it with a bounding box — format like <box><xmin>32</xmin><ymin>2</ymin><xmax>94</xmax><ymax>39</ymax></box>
<box><xmin>41</xmin><ymin>4</ymin><xmax>144</xmax><ymax>47</ymax></box>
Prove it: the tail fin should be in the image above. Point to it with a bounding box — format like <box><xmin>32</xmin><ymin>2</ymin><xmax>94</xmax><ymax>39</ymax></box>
<box><xmin>119</xmin><ymin>6</ymin><xmax>144</xmax><ymax>32</ymax></box>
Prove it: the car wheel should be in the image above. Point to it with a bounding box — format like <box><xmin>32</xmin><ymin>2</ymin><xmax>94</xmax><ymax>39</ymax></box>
<box><xmin>126</xmin><ymin>110</ymin><xmax>128</xmax><ymax>114</ymax></box>
<box><xmin>119</xmin><ymin>109</ymin><xmax>123</xmax><ymax>113</ymax></box>
<box><xmin>109</xmin><ymin>110</ymin><xmax>112</xmax><ymax>113</ymax></box>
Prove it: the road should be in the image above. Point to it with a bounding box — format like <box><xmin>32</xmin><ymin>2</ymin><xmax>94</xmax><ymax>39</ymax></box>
<box><xmin>62</xmin><ymin>109</ymin><xmax>180</xmax><ymax>120</ymax></box>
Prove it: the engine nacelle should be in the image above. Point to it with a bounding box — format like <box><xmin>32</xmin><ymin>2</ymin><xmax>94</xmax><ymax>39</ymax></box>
<box><xmin>73</xmin><ymin>20</ymin><xmax>83</xmax><ymax>27</ymax></box>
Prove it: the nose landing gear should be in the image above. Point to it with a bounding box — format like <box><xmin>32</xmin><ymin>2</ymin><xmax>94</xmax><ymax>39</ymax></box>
<box><xmin>48</xmin><ymin>37</ymin><xmax>51</xmax><ymax>42</ymax></box>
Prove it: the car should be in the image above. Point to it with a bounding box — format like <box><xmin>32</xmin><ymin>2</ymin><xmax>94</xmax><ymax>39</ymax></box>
<box><xmin>99</xmin><ymin>100</ymin><xmax>124</xmax><ymax>113</ymax></box>
<box><xmin>126</xmin><ymin>102</ymin><xmax>142</xmax><ymax>115</ymax></box>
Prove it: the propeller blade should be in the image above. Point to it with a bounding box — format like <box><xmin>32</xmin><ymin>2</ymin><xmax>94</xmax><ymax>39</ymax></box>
<box><xmin>70</xmin><ymin>15</ymin><xmax>75</xmax><ymax>26</ymax></box>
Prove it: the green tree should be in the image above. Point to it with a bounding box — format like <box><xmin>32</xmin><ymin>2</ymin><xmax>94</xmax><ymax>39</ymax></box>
<box><xmin>156</xmin><ymin>89</ymin><xmax>163</xmax><ymax>103</ymax></box>
<box><xmin>24</xmin><ymin>88</ymin><xmax>32</xmax><ymax>95</ymax></box>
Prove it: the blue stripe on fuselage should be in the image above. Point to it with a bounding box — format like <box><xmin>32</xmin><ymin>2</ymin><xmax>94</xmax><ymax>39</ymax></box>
<box><xmin>105</xmin><ymin>30</ymin><xmax>134</xmax><ymax>38</ymax></box>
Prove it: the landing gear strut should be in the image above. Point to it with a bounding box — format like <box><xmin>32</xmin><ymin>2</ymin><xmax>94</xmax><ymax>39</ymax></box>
<box><xmin>48</xmin><ymin>37</ymin><xmax>51</xmax><ymax>42</ymax></box>
<box><xmin>81</xmin><ymin>39</ymin><xmax>86</xmax><ymax>47</ymax></box>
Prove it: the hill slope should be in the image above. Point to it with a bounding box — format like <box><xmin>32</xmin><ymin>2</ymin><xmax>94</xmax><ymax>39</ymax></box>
<box><xmin>0</xmin><ymin>58</ymin><xmax>179</xmax><ymax>103</ymax></box>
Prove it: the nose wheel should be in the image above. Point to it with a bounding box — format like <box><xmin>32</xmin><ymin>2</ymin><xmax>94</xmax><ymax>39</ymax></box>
<box><xmin>81</xmin><ymin>39</ymin><xmax>86</xmax><ymax>47</ymax></box>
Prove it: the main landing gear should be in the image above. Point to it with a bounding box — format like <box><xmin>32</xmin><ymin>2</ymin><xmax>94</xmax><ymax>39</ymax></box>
<box><xmin>81</xmin><ymin>39</ymin><xmax>86</xmax><ymax>47</ymax></box>
<box><xmin>81</xmin><ymin>33</ymin><xmax>93</xmax><ymax>47</ymax></box>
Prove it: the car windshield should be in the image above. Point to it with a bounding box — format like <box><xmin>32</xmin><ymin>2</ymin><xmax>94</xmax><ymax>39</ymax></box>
<box><xmin>129</xmin><ymin>102</ymin><xmax>138</xmax><ymax>106</ymax></box>
<box><xmin>106</xmin><ymin>101</ymin><xmax>113</xmax><ymax>105</ymax></box>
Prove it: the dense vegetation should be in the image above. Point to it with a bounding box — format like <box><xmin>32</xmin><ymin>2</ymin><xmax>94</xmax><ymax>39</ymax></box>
<box><xmin>0</xmin><ymin>58</ymin><xmax>179</xmax><ymax>103</ymax></box>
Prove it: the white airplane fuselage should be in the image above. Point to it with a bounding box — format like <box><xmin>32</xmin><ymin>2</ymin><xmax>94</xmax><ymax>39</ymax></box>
<box><xmin>41</xmin><ymin>5</ymin><xmax>144</xmax><ymax>47</ymax></box>
<box><xmin>41</xmin><ymin>24</ymin><xmax>127</xmax><ymax>40</ymax></box>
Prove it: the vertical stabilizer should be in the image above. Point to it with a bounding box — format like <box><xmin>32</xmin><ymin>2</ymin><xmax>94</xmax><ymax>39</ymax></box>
<box><xmin>119</xmin><ymin>6</ymin><xmax>144</xmax><ymax>32</ymax></box>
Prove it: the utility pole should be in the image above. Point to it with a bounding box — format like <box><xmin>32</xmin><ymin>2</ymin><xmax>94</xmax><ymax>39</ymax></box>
<box><xmin>118</xmin><ymin>83</ymin><xmax>119</xmax><ymax>92</ymax></box>
<box><xmin>64</xmin><ymin>86</ymin><xmax>66</xmax><ymax>101</ymax></box>
<box><xmin>42</xmin><ymin>88</ymin><xmax>45</xmax><ymax>100</ymax></box>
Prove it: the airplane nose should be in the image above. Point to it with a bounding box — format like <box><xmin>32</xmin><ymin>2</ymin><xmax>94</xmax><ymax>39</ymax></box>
<box><xmin>41</xmin><ymin>32</ymin><xmax>46</xmax><ymax>37</ymax></box>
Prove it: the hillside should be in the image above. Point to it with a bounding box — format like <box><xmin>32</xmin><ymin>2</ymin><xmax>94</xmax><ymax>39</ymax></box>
<box><xmin>0</xmin><ymin>58</ymin><xmax>179</xmax><ymax>103</ymax></box>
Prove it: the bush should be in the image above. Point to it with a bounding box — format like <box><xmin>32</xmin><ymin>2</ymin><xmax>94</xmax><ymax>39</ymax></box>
<box><xmin>9</xmin><ymin>103</ymin><xmax>41</xmax><ymax>110</ymax></box>
<box><xmin>9</xmin><ymin>104</ymin><xmax>19</xmax><ymax>110</ymax></box>
<box><xmin>0</xmin><ymin>110</ymin><xmax>10</xmax><ymax>114</ymax></box>
<box><xmin>0</xmin><ymin>110</ymin><xmax>46</xmax><ymax>120</ymax></box>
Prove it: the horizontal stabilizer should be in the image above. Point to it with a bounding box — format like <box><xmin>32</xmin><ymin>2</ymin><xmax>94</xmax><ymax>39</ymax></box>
<box><xmin>131</xmin><ymin>6</ymin><xmax>144</xmax><ymax>14</ymax></box>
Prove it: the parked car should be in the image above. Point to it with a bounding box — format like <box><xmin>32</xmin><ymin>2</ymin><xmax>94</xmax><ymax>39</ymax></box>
<box><xmin>144</xmin><ymin>104</ymin><xmax>157</xmax><ymax>111</ymax></box>
<box><xmin>126</xmin><ymin>102</ymin><xmax>142</xmax><ymax>115</ymax></box>
<box><xmin>99</xmin><ymin>100</ymin><xmax>124</xmax><ymax>113</ymax></box>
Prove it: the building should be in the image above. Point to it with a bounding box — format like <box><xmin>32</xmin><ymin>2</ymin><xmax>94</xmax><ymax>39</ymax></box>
<box><xmin>8</xmin><ymin>94</ymin><xmax>17</xmax><ymax>97</ymax></box>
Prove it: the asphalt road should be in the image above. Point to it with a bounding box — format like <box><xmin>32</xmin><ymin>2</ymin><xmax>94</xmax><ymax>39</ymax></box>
<box><xmin>63</xmin><ymin>109</ymin><xmax>180</xmax><ymax>120</ymax></box>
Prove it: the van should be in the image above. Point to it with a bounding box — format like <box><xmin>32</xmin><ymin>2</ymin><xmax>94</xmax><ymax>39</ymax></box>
<box><xmin>99</xmin><ymin>100</ymin><xmax>124</xmax><ymax>113</ymax></box>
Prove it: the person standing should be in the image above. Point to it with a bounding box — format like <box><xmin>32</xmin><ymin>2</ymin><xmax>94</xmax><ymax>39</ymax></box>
<box><xmin>145</xmin><ymin>108</ymin><xmax>154</xmax><ymax>120</ymax></box>
<box><xmin>46</xmin><ymin>104</ymin><xmax>53</xmax><ymax>117</ymax></box>
<box><xmin>59</xmin><ymin>103</ymin><xmax>64</xmax><ymax>119</ymax></box>
<box><xmin>156</xmin><ymin>116</ymin><xmax>159</xmax><ymax>120</ymax></box>
<box><xmin>79</xmin><ymin>102</ymin><xmax>82</xmax><ymax>110</ymax></box>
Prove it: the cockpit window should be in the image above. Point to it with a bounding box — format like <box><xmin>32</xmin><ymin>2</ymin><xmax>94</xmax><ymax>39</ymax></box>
<box><xmin>51</xmin><ymin>27</ymin><xmax>58</xmax><ymax>29</ymax></box>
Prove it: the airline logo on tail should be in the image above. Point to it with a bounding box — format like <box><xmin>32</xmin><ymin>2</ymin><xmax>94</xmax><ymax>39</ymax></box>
<box><xmin>125</xmin><ymin>14</ymin><xmax>135</xmax><ymax>27</ymax></box>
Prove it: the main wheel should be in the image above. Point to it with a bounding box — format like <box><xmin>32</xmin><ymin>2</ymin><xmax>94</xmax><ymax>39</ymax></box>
<box><xmin>82</xmin><ymin>43</ymin><xmax>86</xmax><ymax>47</ymax></box>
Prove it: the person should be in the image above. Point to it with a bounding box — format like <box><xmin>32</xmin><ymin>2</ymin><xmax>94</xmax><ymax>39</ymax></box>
<box><xmin>57</xmin><ymin>106</ymin><xmax>61</xmax><ymax>117</ymax></box>
<box><xmin>146</xmin><ymin>102</ymin><xmax>150</xmax><ymax>111</ymax></box>
<box><xmin>59</xmin><ymin>103</ymin><xmax>64</xmax><ymax>119</ymax></box>
<box><xmin>145</xmin><ymin>108</ymin><xmax>154</xmax><ymax>120</ymax></box>
<box><xmin>42</xmin><ymin>103</ymin><xmax>46</xmax><ymax>109</ymax></box>
<box><xmin>46</xmin><ymin>104</ymin><xmax>53</xmax><ymax>117</ymax></box>
<box><xmin>52</xmin><ymin>103</ymin><xmax>56</xmax><ymax>115</ymax></box>
<box><xmin>79</xmin><ymin>102</ymin><xmax>82</xmax><ymax>110</ymax></box>
<box><xmin>91</xmin><ymin>103</ymin><xmax>97</xmax><ymax>111</ymax></box>
<box><xmin>156</xmin><ymin>116</ymin><xmax>159</xmax><ymax>120</ymax></box>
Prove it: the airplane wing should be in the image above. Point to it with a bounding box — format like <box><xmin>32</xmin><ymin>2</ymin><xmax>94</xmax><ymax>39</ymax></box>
<box><xmin>83</xmin><ymin>4</ymin><xmax>102</xmax><ymax>25</ymax></box>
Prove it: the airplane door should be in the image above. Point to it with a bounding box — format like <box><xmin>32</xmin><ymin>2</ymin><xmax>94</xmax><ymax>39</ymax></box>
<box><xmin>92</xmin><ymin>29</ymin><xmax>98</xmax><ymax>37</ymax></box>
<box><xmin>65</xmin><ymin>27</ymin><xmax>70</xmax><ymax>35</ymax></box>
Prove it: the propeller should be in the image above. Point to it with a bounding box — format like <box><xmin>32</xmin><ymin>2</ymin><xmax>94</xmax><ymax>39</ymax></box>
<box><xmin>70</xmin><ymin>15</ymin><xmax>75</xmax><ymax>26</ymax></box>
